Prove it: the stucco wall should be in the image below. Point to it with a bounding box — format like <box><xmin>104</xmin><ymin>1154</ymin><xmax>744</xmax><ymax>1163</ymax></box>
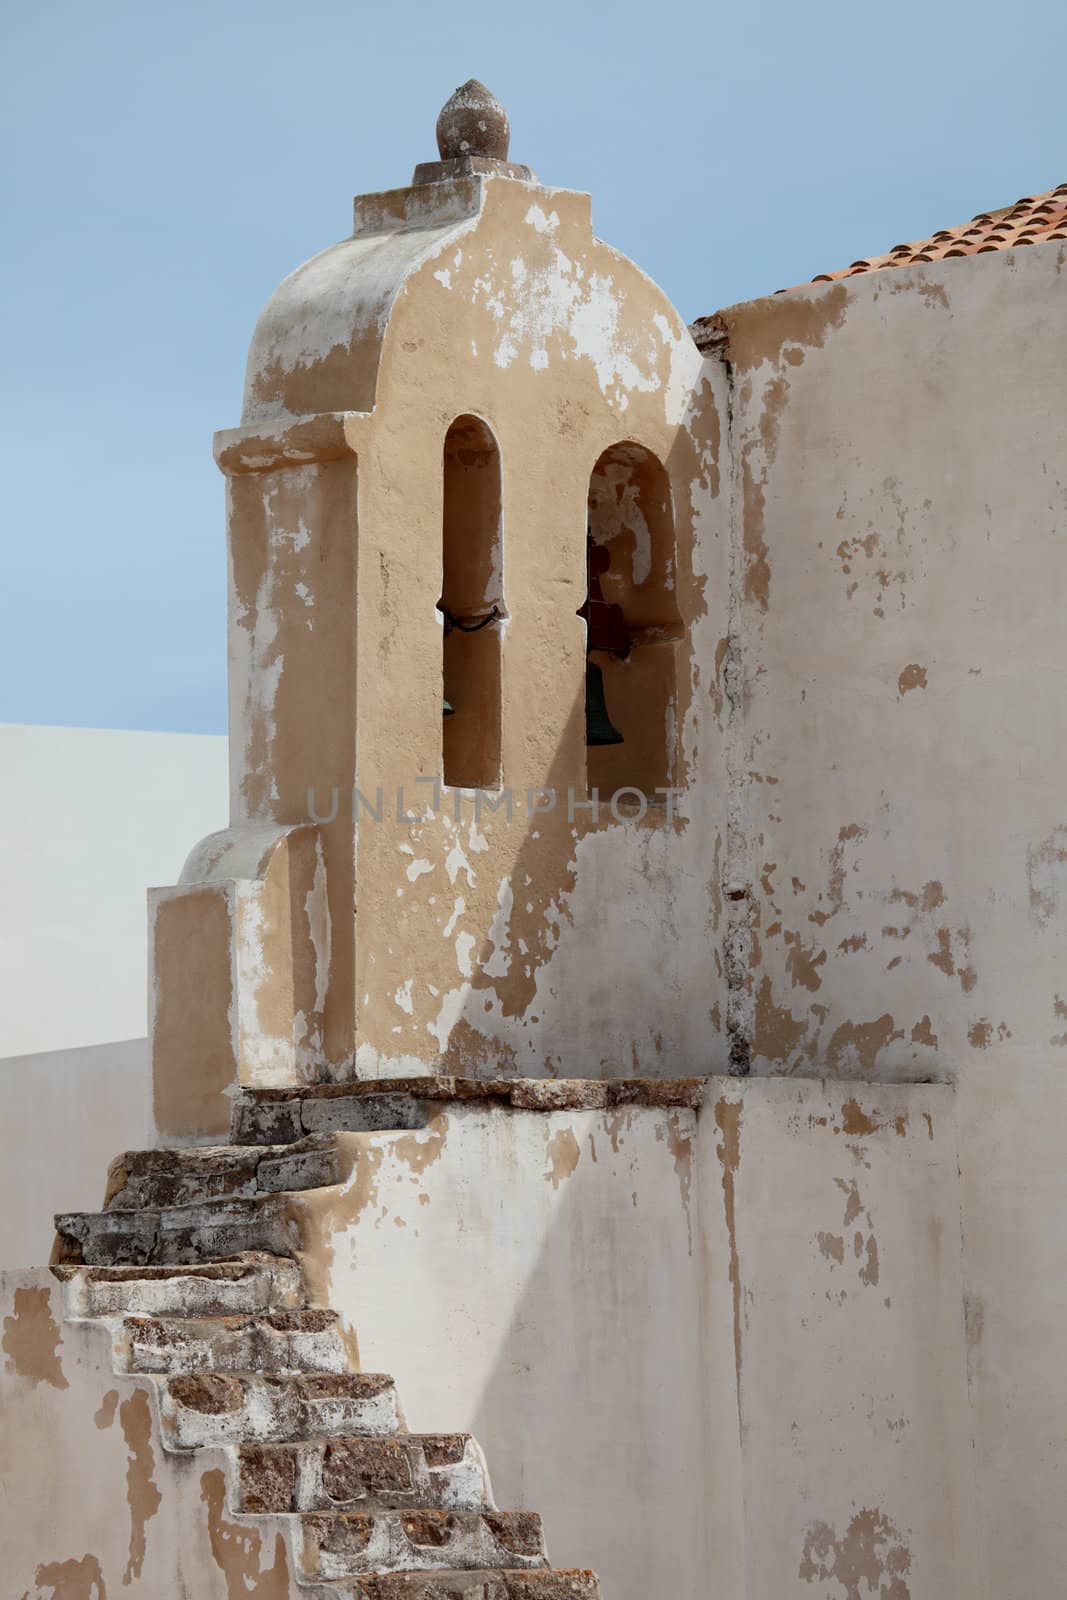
<box><xmin>0</xmin><ymin>1039</ymin><xmax>155</xmax><ymax>1267</ymax></box>
<box><xmin>0</xmin><ymin>723</ymin><xmax>227</xmax><ymax>1058</ymax></box>
<box><xmin>717</xmin><ymin>239</ymin><xmax>1067</xmax><ymax>1082</ymax></box>
<box><xmin>288</xmin><ymin>1080</ymin><xmax>971</xmax><ymax>1599</ymax></box>
<box><xmin>2</xmin><ymin>1080</ymin><xmax>969</xmax><ymax>1599</ymax></box>
<box><xmin>0</xmin><ymin>1269</ymin><xmax>304</xmax><ymax>1598</ymax></box>
<box><xmin>714</xmin><ymin>238</ymin><xmax>1067</xmax><ymax>1598</ymax></box>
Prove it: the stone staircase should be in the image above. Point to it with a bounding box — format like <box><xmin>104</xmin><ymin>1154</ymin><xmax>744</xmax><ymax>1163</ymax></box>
<box><xmin>51</xmin><ymin>1081</ymin><xmax>605</xmax><ymax>1599</ymax></box>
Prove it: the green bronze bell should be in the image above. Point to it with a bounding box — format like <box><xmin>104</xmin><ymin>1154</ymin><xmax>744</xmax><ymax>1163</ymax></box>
<box><xmin>585</xmin><ymin>659</ymin><xmax>624</xmax><ymax>746</ymax></box>
<box><xmin>443</xmin><ymin>698</ymin><xmax>455</xmax><ymax>716</ymax></box>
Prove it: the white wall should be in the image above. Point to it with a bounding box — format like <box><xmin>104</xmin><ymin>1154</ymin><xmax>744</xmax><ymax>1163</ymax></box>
<box><xmin>720</xmin><ymin>239</ymin><xmax>1067</xmax><ymax>1083</ymax></box>
<box><xmin>0</xmin><ymin>724</ymin><xmax>228</xmax><ymax>1058</ymax></box>
<box><xmin>289</xmin><ymin>1081</ymin><xmax>971</xmax><ymax>1600</ymax></box>
<box><xmin>0</xmin><ymin>1270</ymin><xmax>304</xmax><ymax>1598</ymax></box>
<box><xmin>716</xmin><ymin>238</ymin><xmax>1067</xmax><ymax>1598</ymax></box>
<box><xmin>0</xmin><ymin>1039</ymin><xmax>156</xmax><ymax>1266</ymax></box>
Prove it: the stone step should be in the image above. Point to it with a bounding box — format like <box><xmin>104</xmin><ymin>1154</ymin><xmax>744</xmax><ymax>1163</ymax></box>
<box><xmin>52</xmin><ymin>1254</ymin><xmax>304</xmax><ymax>1319</ymax></box>
<box><xmin>158</xmin><ymin>1371</ymin><xmax>401</xmax><ymax>1450</ymax></box>
<box><xmin>115</xmin><ymin>1309</ymin><xmax>353</xmax><ymax>1376</ymax></box>
<box><xmin>232</xmin><ymin>1087</ymin><xmax>433</xmax><ymax>1147</ymax></box>
<box><xmin>104</xmin><ymin>1138</ymin><xmax>344</xmax><ymax>1211</ymax></box>
<box><xmin>232</xmin><ymin>1076</ymin><xmax>704</xmax><ymax>1146</ymax></box>
<box><xmin>235</xmin><ymin>1434</ymin><xmax>492</xmax><ymax>1514</ymax></box>
<box><xmin>54</xmin><ymin>1194</ymin><xmax>297</xmax><ymax>1266</ymax></box>
<box><xmin>296</xmin><ymin>1510</ymin><xmax>547</xmax><ymax>1582</ymax></box>
<box><xmin>319</xmin><ymin>1573</ymin><xmax>601</xmax><ymax>1599</ymax></box>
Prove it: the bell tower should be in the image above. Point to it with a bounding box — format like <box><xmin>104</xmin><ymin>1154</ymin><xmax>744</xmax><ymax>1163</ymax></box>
<box><xmin>149</xmin><ymin>82</ymin><xmax>729</xmax><ymax>1139</ymax></box>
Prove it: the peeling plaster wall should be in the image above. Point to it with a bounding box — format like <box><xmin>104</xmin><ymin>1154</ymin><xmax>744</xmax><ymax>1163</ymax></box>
<box><xmin>0</xmin><ymin>1270</ymin><xmax>304</xmax><ymax>1598</ymax></box>
<box><xmin>289</xmin><ymin>1082</ymin><xmax>971</xmax><ymax>1600</ymax></box>
<box><xmin>226</xmin><ymin>455</ymin><xmax>358</xmax><ymax>1073</ymax></box>
<box><xmin>717</xmin><ymin>239</ymin><xmax>1067</xmax><ymax>1595</ymax></box>
<box><xmin>719</xmin><ymin>240</ymin><xmax>1067</xmax><ymax>1083</ymax></box>
<box><xmin>175</xmin><ymin>173</ymin><xmax>732</xmax><ymax>1099</ymax></box>
<box><xmin>343</xmin><ymin>185</ymin><xmax>729</xmax><ymax>1083</ymax></box>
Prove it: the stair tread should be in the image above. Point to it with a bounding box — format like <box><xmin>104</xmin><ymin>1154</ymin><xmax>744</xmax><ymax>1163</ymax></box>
<box><xmin>58</xmin><ymin>1193</ymin><xmax>288</xmax><ymax>1224</ymax></box>
<box><xmin>118</xmin><ymin>1302</ymin><xmax>352</xmax><ymax>1377</ymax></box>
<box><xmin>297</xmin><ymin>1509</ymin><xmax>548</xmax><ymax>1581</ymax></box>
<box><xmin>53</xmin><ymin>1252</ymin><xmax>291</xmax><ymax>1281</ymax></box>
<box><xmin>124</xmin><ymin>1308</ymin><xmax>340</xmax><ymax>1329</ymax></box>
<box><xmin>50</xmin><ymin>1110</ymin><xmax>602</xmax><ymax>1593</ymax></box>
<box><xmin>109</xmin><ymin>1138</ymin><xmax>332</xmax><ymax>1164</ymax></box>
<box><xmin>240</xmin><ymin>1075</ymin><xmax>701</xmax><ymax>1104</ymax></box>
<box><xmin>54</xmin><ymin>1251</ymin><xmax>306</xmax><ymax>1317</ymax></box>
<box><xmin>158</xmin><ymin>1368</ymin><xmax>402</xmax><ymax>1447</ymax></box>
<box><xmin>316</xmin><ymin>1573</ymin><xmax>600</xmax><ymax>1599</ymax></box>
<box><xmin>243</xmin><ymin>1080</ymin><xmax>448</xmax><ymax>1102</ymax></box>
<box><xmin>231</xmin><ymin>1076</ymin><xmax>702</xmax><ymax>1147</ymax></box>
<box><xmin>241</xmin><ymin>1432</ymin><xmax>474</xmax><ymax>1452</ymax></box>
<box><xmin>305</xmin><ymin>1510</ymin><xmax>541</xmax><ymax>1526</ymax></box>
<box><xmin>235</xmin><ymin>1433</ymin><xmax>489</xmax><ymax>1514</ymax></box>
<box><xmin>103</xmin><ymin>1135</ymin><xmax>346</xmax><ymax>1209</ymax></box>
<box><xmin>54</xmin><ymin>1193</ymin><xmax>298</xmax><ymax>1266</ymax></box>
<box><xmin>165</xmin><ymin>1370</ymin><xmax>394</xmax><ymax>1395</ymax></box>
<box><xmin>160</xmin><ymin>1371</ymin><xmax>394</xmax><ymax>1409</ymax></box>
<box><xmin>231</xmin><ymin>1089</ymin><xmax>433</xmax><ymax>1145</ymax></box>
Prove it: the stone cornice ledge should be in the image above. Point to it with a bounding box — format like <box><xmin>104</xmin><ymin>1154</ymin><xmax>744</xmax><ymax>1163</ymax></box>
<box><xmin>248</xmin><ymin>1076</ymin><xmax>707</xmax><ymax>1110</ymax></box>
<box><xmin>214</xmin><ymin>412</ymin><xmax>365</xmax><ymax>476</ymax></box>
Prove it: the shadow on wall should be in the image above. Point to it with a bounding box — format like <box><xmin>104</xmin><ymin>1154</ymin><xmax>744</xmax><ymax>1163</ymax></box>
<box><xmin>441</xmin><ymin>1087</ymin><xmax>973</xmax><ymax>1600</ymax></box>
<box><xmin>438</xmin><ymin>1105</ymin><xmax>728</xmax><ymax>1600</ymax></box>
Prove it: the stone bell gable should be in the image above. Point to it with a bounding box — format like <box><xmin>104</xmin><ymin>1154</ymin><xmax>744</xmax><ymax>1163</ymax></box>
<box><xmin>151</xmin><ymin>81</ymin><xmax>730</xmax><ymax>1139</ymax></box>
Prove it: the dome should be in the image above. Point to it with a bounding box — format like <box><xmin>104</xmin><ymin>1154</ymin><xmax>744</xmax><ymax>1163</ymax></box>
<box><xmin>242</xmin><ymin>182</ymin><xmax>484</xmax><ymax>424</ymax></box>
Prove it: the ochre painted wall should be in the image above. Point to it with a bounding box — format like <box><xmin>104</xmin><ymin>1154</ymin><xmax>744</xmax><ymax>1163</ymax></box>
<box><xmin>286</xmin><ymin>1083</ymin><xmax>973</xmax><ymax>1600</ymax></box>
<box><xmin>154</xmin><ymin>170</ymin><xmax>732</xmax><ymax>1129</ymax></box>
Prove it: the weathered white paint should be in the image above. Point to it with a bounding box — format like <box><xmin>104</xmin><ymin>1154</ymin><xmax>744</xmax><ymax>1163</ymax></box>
<box><xmin>288</xmin><ymin>1080</ymin><xmax>971</xmax><ymax>1600</ymax></box>
<box><xmin>722</xmin><ymin>240</ymin><xmax>1067</xmax><ymax>1084</ymax></box>
<box><xmin>716</xmin><ymin>237</ymin><xmax>1067</xmax><ymax>1596</ymax></box>
<box><xmin>0</xmin><ymin>1270</ymin><xmax>304</xmax><ymax>1595</ymax></box>
<box><xmin>956</xmin><ymin>1060</ymin><xmax>1067</xmax><ymax>1599</ymax></box>
<box><xmin>243</xmin><ymin>184</ymin><xmax>488</xmax><ymax>424</ymax></box>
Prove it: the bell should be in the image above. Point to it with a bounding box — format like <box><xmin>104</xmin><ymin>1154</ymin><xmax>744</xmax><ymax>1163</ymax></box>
<box><xmin>443</xmin><ymin>698</ymin><xmax>455</xmax><ymax>716</ymax></box>
<box><xmin>585</xmin><ymin>659</ymin><xmax>624</xmax><ymax>746</ymax></box>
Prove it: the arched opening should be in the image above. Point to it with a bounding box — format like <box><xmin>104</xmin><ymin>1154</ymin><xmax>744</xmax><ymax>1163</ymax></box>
<box><xmin>584</xmin><ymin>442</ymin><xmax>682</xmax><ymax>798</ymax></box>
<box><xmin>440</xmin><ymin>415</ymin><xmax>504</xmax><ymax>789</ymax></box>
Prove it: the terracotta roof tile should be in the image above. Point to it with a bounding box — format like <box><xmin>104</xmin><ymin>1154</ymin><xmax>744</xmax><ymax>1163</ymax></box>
<box><xmin>780</xmin><ymin>183</ymin><xmax>1067</xmax><ymax>291</ymax></box>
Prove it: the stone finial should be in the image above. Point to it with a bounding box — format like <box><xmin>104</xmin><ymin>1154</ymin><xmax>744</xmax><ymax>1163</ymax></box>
<box><xmin>413</xmin><ymin>80</ymin><xmax>535</xmax><ymax>186</ymax></box>
<box><xmin>436</xmin><ymin>80</ymin><xmax>510</xmax><ymax>162</ymax></box>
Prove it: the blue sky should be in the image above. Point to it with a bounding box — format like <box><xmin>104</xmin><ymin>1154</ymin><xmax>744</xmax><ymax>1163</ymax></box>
<box><xmin>3</xmin><ymin>0</ymin><xmax>1063</xmax><ymax>733</ymax></box>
